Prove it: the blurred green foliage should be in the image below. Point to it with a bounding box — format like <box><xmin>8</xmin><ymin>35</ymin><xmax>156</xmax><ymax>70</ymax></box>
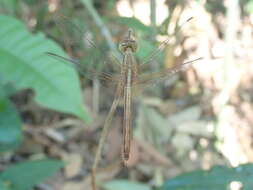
<box><xmin>205</xmin><ymin>0</ymin><xmax>226</xmax><ymax>15</ymax></box>
<box><xmin>245</xmin><ymin>0</ymin><xmax>253</xmax><ymax>13</ymax></box>
<box><xmin>0</xmin><ymin>92</ymin><xmax>22</xmax><ymax>152</ymax></box>
<box><xmin>160</xmin><ymin>164</ymin><xmax>253</xmax><ymax>190</ymax></box>
<box><xmin>0</xmin><ymin>159</ymin><xmax>64</xmax><ymax>190</ymax></box>
<box><xmin>0</xmin><ymin>77</ymin><xmax>22</xmax><ymax>152</ymax></box>
<box><xmin>0</xmin><ymin>0</ymin><xmax>17</xmax><ymax>14</ymax></box>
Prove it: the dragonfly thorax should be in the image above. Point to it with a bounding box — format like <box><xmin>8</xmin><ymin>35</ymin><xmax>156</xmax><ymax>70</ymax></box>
<box><xmin>119</xmin><ymin>29</ymin><xmax>137</xmax><ymax>53</ymax></box>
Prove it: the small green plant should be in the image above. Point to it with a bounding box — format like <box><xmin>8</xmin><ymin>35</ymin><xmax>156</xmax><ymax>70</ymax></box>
<box><xmin>0</xmin><ymin>15</ymin><xmax>92</xmax><ymax>151</ymax></box>
<box><xmin>0</xmin><ymin>159</ymin><xmax>64</xmax><ymax>190</ymax></box>
<box><xmin>0</xmin><ymin>15</ymin><xmax>90</xmax><ymax>122</ymax></box>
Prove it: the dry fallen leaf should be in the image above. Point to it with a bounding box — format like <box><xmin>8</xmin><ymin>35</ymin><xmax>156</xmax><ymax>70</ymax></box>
<box><xmin>63</xmin><ymin>153</ymin><xmax>83</xmax><ymax>178</ymax></box>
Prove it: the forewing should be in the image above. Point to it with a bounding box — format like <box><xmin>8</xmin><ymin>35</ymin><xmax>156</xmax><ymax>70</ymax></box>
<box><xmin>133</xmin><ymin>57</ymin><xmax>203</xmax><ymax>88</ymax></box>
<box><xmin>46</xmin><ymin>52</ymin><xmax>120</xmax><ymax>84</ymax></box>
<box><xmin>50</xmin><ymin>13</ymin><xmax>121</xmax><ymax>71</ymax></box>
<box><xmin>138</xmin><ymin>17</ymin><xmax>194</xmax><ymax>70</ymax></box>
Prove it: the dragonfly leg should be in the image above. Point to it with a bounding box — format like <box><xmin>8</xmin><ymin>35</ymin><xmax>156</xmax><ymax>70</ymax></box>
<box><xmin>91</xmin><ymin>98</ymin><xmax>120</xmax><ymax>190</ymax></box>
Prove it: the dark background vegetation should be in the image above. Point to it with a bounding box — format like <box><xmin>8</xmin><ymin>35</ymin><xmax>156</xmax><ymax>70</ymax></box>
<box><xmin>1</xmin><ymin>0</ymin><xmax>253</xmax><ymax>189</ymax></box>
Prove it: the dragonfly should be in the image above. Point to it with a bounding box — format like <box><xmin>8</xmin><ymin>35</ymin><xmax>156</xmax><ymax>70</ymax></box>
<box><xmin>47</xmin><ymin>17</ymin><xmax>202</xmax><ymax>190</ymax></box>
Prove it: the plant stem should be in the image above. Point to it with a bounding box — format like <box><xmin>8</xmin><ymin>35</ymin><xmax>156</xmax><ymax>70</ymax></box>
<box><xmin>80</xmin><ymin>0</ymin><xmax>120</xmax><ymax>58</ymax></box>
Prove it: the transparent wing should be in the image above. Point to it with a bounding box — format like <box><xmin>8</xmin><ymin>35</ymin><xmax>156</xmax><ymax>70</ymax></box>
<box><xmin>46</xmin><ymin>52</ymin><xmax>120</xmax><ymax>84</ymax></box>
<box><xmin>133</xmin><ymin>57</ymin><xmax>203</xmax><ymax>88</ymax></box>
<box><xmin>139</xmin><ymin>17</ymin><xmax>194</xmax><ymax>70</ymax></box>
<box><xmin>49</xmin><ymin>13</ymin><xmax>121</xmax><ymax>70</ymax></box>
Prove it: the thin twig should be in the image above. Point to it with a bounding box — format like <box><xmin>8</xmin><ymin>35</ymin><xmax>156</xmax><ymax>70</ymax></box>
<box><xmin>150</xmin><ymin>0</ymin><xmax>157</xmax><ymax>38</ymax></box>
<box><xmin>91</xmin><ymin>97</ymin><xmax>121</xmax><ymax>190</ymax></box>
<box><xmin>150</xmin><ymin>0</ymin><xmax>158</xmax><ymax>72</ymax></box>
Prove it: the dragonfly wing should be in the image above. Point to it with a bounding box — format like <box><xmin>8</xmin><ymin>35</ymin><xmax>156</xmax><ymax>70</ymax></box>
<box><xmin>50</xmin><ymin>13</ymin><xmax>121</xmax><ymax>69</ymax></box>
<box><xmin>140</xmin><ymin>36</ymin><xmax>174</xmax><ymax>68</ymax></box>
<box><xmin>46</xmin><ymin>52</ymin><xmax>120</xmax><ymax>84</ymax></box>
<box><xmin>50</xmin><ymin>13</ymin><xmax>92</xmax><ymax>49</ymax></box>
<box><xmin>134</xmin><ymin>57</ymin><xmax>203</xmax><ymax>88</ymax></box>
<box><xmin>139</xmin><ymin>17</ymin><xmax>194</xmax><ymax>70</ymax></box>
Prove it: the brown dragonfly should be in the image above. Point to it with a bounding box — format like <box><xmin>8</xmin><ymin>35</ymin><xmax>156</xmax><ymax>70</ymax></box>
<box><xmin>47</xmin><ymin>17</ymin><xmax>202</xmax><ymax>190</ymax></box>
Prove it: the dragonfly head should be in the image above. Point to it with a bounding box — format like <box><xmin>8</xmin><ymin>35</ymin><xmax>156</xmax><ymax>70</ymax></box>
<box><xmin>119</xmin><ymin>28</ymin><xmax>138</xmax><ymax>53</ymax></box>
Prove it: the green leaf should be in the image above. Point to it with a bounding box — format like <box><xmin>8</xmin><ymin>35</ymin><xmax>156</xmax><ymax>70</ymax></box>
<box><xmin>0</xmin><ymin>15</ymin><xmax>91</xmax><ymax>122</ymax></box>
<box><xmin>246</xmin><ymin>1</ymin><xmax>253</xmax><ymax>14</ymax></box>
<box><xmin>0</xmin><ymin>179</ymin><xmax>10</xmax><ymax>190</ymax></box>
<box><xmin>160</xmin><ymin>164</ymin><xmax>253</xmax><ymax>190</ymax></box>
<box><xmin>0</xmin><ymin>91</ymin><xmax>22</xmax><ymax>152</ymax></box>
<box><xmin>0</xmin><ymin>159</ymin><xmax>64</xmax><ymax>190</ymax></box>
<box><xmin>0</xmin><ymin>76</ymin><xmax>19</xmax><ymax>97</ymax></box>
<box><xmin>23</xmin><ymin>0</ymin><xmax>37</xmax><ymax>5</ymax></box>
<box><xmin>137</xmin><ymin>39</ymin><xmax>157</xmax><ymax>60</ymax></box>
<box><xmin>0</xmin><ymin>0</ymin><xmax>18</xmax><ymax>14</ymax></box>
<box><xmin>103</xmin><ymin>180</ymin><xmax>151</xmax><ymax>190</ymax></box>
<box><xmin>111</xmin><ymin>17</ymin><xmax>152</xmax><ymax>34</ymax></box>
<box><xmin>106</xmin><ymin>0</ymin><xmax>116</xmax><ymax>10</ymax></box>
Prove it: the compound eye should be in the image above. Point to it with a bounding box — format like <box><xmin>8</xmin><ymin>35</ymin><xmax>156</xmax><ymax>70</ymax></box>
<box><xmin>119</xmin><ymin>42</ymin><xmax>126</xmax><ymax>52</ymax></box>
